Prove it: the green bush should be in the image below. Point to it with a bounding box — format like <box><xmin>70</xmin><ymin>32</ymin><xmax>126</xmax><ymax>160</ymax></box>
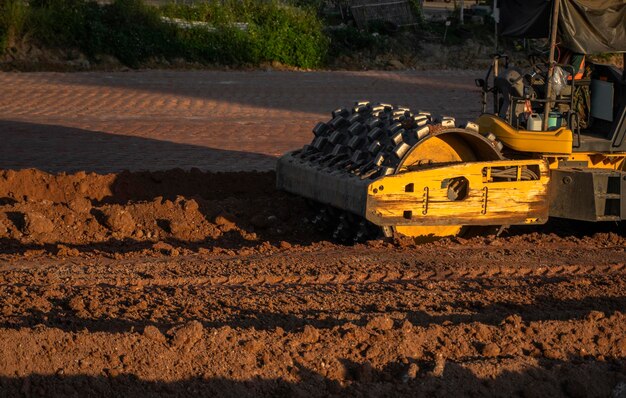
<box><xmin>161</xmin><ymin>0</ymin><xmax>328</xmax><ymax>68</ymax></box>
<box><xmin>100</xmin><ymin>0</ymin><xmax>179</xmax><ymax>66</ymax></box>
<box><xmin>1</xmin><ymin>0</ymin><xmax>328</xmax><ymax>68</ymax></box>
<box><xmin>0</xmin><ymin>0</ymin><xmax>29</xmax><ymax>53</ymax></box>
<box><xmin>27</xmin><ymin>0</ymin><xmax>179</xmax><ymax>66</ymax></box>
<box><xmin>27</xmin><ymin>0</ymin><xmax>88</xmax><ymax>48</ymax></box>
<box><xmin>249</xmin><ymin>1</ymin><xmax>327</xmax><ymax>68</ymax></box>
<box><xmin>176</xmin><ymin>25</ymin><xmax>257</xmax><ymax>65</ymax></box>
<box><xmin>160</xmin><ymin>1</ymin><xmax>240</xmax><ymax>25</ymax></box>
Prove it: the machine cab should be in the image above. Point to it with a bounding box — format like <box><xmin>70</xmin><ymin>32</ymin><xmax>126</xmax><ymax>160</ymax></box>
<box><xmin>474</xmin><ymin>0</ymin><xmax>626</xmax><ymax>156</ymax></box>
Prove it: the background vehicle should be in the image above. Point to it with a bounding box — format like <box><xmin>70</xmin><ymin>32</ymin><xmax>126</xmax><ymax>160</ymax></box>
<box><xmin>277</xmin><ymin>0</ymin><xmax>626</xmax><ymax>241</ymax></box>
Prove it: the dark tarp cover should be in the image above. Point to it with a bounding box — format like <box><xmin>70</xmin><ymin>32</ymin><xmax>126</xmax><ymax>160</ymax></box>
<box><xmin>499</xmin><ymin>0</ymin><xmax>551</xmax><ymax>39</ymax></box>
<box><xmin>498</xmin><ymin>0</ymin><xmax>626</xmax><ymax>54</ymax></box>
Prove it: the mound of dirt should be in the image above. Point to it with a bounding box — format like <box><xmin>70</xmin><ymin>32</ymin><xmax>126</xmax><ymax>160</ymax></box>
<box><xmin>0</xmin><ymin>168</ymin><xmax>277</xmax><ymax>203</ymax></box>
<box><xmin>0</xmin><ymin>169</ymin><xmax>320</xmax><ymax>255</ymax></box>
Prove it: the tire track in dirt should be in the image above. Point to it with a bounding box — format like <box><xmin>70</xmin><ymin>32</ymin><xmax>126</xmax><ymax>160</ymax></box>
<box><xmin>3</xmin><ymin>262</ymin><xmax>624</xmax><ymax>290</ymax></box>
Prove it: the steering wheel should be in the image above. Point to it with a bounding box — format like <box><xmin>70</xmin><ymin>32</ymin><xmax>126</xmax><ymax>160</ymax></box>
<box><xmin>526</xmin><ymin>53</ymin><xmax>550</xmax><ymax>87</ymax></box>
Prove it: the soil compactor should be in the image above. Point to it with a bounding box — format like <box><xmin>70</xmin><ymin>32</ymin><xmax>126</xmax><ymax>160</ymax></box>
<box><xmin>277</xmin><ymin>0</ymin><xmax>626</xmax><ymax>241</ymax></box>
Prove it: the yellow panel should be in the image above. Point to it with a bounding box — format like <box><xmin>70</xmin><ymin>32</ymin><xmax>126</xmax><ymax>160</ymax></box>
<box><xmin>365</xmin><ymin>159</ymin><xmax>550</xmax><ymax>227</ymax></box>
<box><xmin>544</xmin><ymin>153</ymin><xmax>626</xmax><ymax>170</ymax></box>
<box><xmin>477</xmin><ymin>114</ymin><xmax>573</xmax><ymax>154</ymax></box>
<box><xmin>394</xmin><ymin>134</ymin><xmax>471</xmax><ymax>237</ymax></box>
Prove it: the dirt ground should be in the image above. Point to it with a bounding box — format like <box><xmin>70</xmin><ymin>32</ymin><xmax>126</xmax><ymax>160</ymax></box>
<box><xmin>0</xmin><ymin>168</ymin><xmax>625</xmax><ymax>397</ymax></box>
<box><xmin>0</xmin><ymin>69</ymin><xmax>625</xmax><ymax>396</ymax></box>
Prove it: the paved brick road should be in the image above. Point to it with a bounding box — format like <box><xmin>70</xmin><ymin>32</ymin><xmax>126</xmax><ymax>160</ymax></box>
<box><xmin>0</xmin><ymin>70</ymin><xmax>481</xmax><ymax>172</ymax></box>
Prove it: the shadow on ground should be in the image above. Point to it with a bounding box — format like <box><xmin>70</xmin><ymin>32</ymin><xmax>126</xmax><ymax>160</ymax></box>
<box><xmin>0</xmin><ymin>120</ymin><xmax>277</xmax><ymax>173</ymax></box>
<box><xmin>0</xmin><ymin>358</ymin><xmax>623</xmax><ymax>397</ymax></box>
<box><xmin>20</xmin><ymin>70</ymin><xmax>480</xmax><ymax>117</ymax></box>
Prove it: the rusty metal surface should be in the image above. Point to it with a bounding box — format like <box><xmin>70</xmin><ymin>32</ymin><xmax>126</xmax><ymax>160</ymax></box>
<box><xmin>366</xmin><ymin>159</ymin><xmax>551</xmax><ymax>226</ymax></box>
<box><xmin>276</xmin><ymin>152</ymin><xmax>370</xmax><ymax>217</ymax></box>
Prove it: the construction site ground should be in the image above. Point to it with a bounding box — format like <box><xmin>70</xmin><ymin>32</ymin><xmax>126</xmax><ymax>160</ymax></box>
<box><xmin>0</xmin><ymin>70</ymin><xmax>625</xmax><ymax>397</ymax></box>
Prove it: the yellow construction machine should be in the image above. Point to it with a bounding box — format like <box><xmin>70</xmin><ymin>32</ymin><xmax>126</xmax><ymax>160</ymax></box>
<box><xmin>276</xmin><ymin>0</ymin><xmax>626</xmax><ymax>241</ymax></box>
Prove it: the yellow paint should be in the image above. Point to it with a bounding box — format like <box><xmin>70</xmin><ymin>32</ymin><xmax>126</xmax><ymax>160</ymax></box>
<box><xmin>366</xmin><ymin>159</ymin><xmax>550</xmax><ymax>228</ymax></box>
<box><xmin>477</xmin><ymin>114</ymin><xmax>573</xmax><ymax>154</ymax></box>
<box><xmin>544</xmin><ymin>153</ymin><xmax>626</xmax><ymax>170</ymax></box>
<box><xmin>393</xmin><ymin>134</ymin><xmax>470</xmax><ymax>238</ymax></box>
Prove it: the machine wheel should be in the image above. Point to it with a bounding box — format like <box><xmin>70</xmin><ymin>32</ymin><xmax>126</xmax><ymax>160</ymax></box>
<box><xmin>295</xmin><ymin>102</ymin><xmax>505</xmax><ymax>242</ymax></box>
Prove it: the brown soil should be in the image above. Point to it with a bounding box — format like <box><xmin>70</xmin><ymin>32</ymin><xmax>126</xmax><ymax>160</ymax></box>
<box><xmin>1</xmin><ymin>168</ymin><xmax>625</xmax><ymax>397</ymax></box>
